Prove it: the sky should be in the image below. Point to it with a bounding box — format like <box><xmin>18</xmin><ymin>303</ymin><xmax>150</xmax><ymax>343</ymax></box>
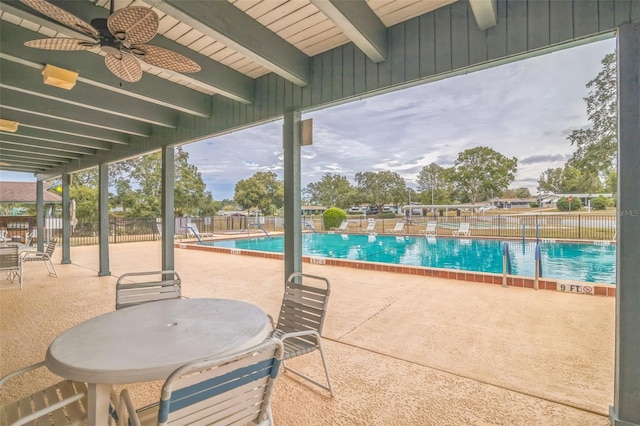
<box><xmin>0</xmin><ymin>38</ymin><xmax>616</xmax><ymax>201</ymax></box>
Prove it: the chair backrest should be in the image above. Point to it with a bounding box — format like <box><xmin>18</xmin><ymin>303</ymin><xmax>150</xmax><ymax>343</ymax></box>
<box><xmin>45</xmin><ymin>238</ymin><xmax>57</xmax><ymax>257</ymax></box>
<box><xmin>459</xmin><ymin>222</ymin><xmax>470</xmax><ymax>232</ymax></box>
<box><xmin>275</xmin><ymin>272</ymin><xmax>331</xmax><ymax>338</ymax></box>
<box><xmin>116</xmin><ymin>270</ymin><xmax>181</xmax><ymax>310</ymax></box>
<box><xmin>394</xmin><ymin>222</ymin><xmax>404</xmax><ymax>230</ymax></box>
<box><xmin>157</xmin><ymin>339</ymin><xmax>284</xmax><ymax>426</ymax></box>
<box><xmin>338</xmin><ymin>221</ymin><xmax>348</xmax><ymax>229</ymax></box>
<box><xmin>426</xmin><ymin>222</ymin><xmax>436</xmax><ymax>231</ymax></box>
<box><xmin>0</xmin><ymin>245</ymin><xmax>19</xmax><ymax>271</ymax></box>
<box><xmin>366</xmin><ymin>219</ymin><xmax>376</xmax><ymax>230</ymax></box>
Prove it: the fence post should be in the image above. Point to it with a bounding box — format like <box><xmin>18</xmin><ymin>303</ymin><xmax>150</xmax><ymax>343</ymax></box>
<box><xmin>578</xmin><ymin>215</ymin><xmax>581</xmax><ymax>239</ymax></box>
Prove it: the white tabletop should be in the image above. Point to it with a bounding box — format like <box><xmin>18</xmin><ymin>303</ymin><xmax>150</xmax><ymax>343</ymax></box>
<box><xmin>46</xmin><ymin>298</ymin><xmax>270</xmax><ymax>384</ymax></box>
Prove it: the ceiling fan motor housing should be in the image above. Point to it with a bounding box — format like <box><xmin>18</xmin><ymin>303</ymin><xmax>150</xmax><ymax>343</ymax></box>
<box><xmin>92</xmin><ymin>18</ymin><xmax>122</xmax><ymax>57</ymax></box>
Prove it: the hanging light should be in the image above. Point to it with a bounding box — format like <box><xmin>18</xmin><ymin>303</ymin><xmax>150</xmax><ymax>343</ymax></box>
<box><xmin>0</xmin><ymin>119</ymin><xmax>19</xmax><ymax>132</ymax></box>
<box><xmin>42</xmin><ymin>64</ymin><xmax>79</xmax><ymax>90</ymax></box>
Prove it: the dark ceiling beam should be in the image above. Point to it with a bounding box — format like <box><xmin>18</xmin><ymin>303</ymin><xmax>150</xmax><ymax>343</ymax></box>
<box><xmin>1</xmin><ymin>127</ymin><xmax>112</xmax><ymax>150</ymax></box>
<box><xmin>0</xmin><ymin>164</ymin><xmax>48</xmax><ymax>173</ymax></box>
<box><xmin>310</xmin><ymin>0</ymin><xmax>387</xmax><ymax>63</ymax></box>
<box><xmin>0</xmin><ymin>89</ymin><xmax>152</xmax><ymax>136</ymax></box>
<box><xmin>0</xmin><ymin>144</ymin><xmax>84</xmax><ymax>160</ymax></box>
<box><xmin>0</xmin><ymin>17</ymin><xmax>213</xmax><ymax>117</ymax></box>
<box><xmin>469</xmin><ymin>0</ymin><xmax>498</xmax><ymax>30</ymax></box>
<box><xmin>0</xmin><ymin>152</ymin><xmax>68</xmax><ymax>166</ymax></box>
<box><xmin>0</xmin><ymin>58</ymin><xmax>178</xmax><ymax>128</ymax></box>
<box><xmin>2</xmin><ymin>111</ymin><xmax>130</xmax><ymax>144</ymax></box>
<box><xmin>147</xmin><ymin>0</ymin><xmax>311</xmax><ymax>86</ymax></box>
<box><xmin>0</xmin><ymin>136</ymin><xmax>97</xmax><ymax>155</ymax></box>
<box><xmin>0</xmin><ymin>0</ymin><xmax>255</xmax><ymax>104</ymax></box>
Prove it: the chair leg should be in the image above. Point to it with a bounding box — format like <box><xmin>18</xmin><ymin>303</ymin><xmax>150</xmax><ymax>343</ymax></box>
<box><xmin>44</xmin><ymin>256</ymin><xmax>58</xmax><ymax>278</ymax></box>
<box><xmin>283</xmin><ymin>341</ymin><xmax>334</xmax><ymax>397</ymax></box>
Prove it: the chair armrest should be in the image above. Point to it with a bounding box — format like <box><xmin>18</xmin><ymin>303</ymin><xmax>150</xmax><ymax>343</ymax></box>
<box><xmin>0</xmin><ymin>361</ymin><xmax>45</xmax><ymax>387</ymax></box>
<box><xmin>273</xmin><ymin>329</ymin><xmax>321</xmax><ymax>341</ymax></box>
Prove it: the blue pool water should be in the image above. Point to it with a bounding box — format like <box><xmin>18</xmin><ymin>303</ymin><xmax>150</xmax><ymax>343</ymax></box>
<box><xmin>207</xmin><ymin>234</ymin><xmax>616</xmax><ymax>284</ymax></box>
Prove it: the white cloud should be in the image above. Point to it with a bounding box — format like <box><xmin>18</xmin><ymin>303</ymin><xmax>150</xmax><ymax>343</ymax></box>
<box><xmin>181</xmin><ymin>38</ymin><xmax>615</xmax><ymax>200</ymax></box>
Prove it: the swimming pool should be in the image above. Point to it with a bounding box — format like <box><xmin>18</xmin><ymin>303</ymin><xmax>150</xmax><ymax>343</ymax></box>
<box><xmin>207</xmin><ymin>234</ymin><xmax>616</xmax><ymax>284</ymax></box>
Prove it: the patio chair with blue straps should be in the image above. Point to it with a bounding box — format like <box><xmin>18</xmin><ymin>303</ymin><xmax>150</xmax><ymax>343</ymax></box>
<box><xmin>115</xmin><ymin>339</ymin><xmax>284</xmax><ymax>426</ymax></box>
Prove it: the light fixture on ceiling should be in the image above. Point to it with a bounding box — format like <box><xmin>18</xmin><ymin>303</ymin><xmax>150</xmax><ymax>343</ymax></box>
<box><xmin>42</xmin><ymin>64</ymin><xmax>78</xmax><ymax>90</ymax></box>
<box><xmin>0</xmin><ymin>119</ymin><xmax>19</xmax><ymax>132</ymax></box>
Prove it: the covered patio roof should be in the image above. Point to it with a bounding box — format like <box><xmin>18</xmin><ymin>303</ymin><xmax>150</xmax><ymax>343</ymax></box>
<box><xmin>0</xmin><ymin>0</ymin><xmax>628</xmax><ymax>178</ymax></box>
<box><xmin>0</xmin><ymin>1</ymin><xmax>638</xmax><ymax>425</ymax></box>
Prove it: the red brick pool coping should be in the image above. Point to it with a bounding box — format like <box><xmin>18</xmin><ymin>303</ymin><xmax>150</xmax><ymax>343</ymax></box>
<box><xmin>176</xmin><ymin>240</ymin><xmax>616</xmax><ymax>297</ymax></box>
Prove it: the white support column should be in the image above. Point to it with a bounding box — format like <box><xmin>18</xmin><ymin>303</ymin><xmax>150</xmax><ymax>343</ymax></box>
<box><xmin>610</xmin><ymin>21</ymin><xmax>640</xmax><ymax>426</ymax></box>
<box><xmin>61</xmin><ymin>173</ymin><xmax>71</xmax><ymax>264</ymax></box>
<box><xmin>283</xmin><ymin>110</ymin><xmax>302</xmax><ymax>280</ymax></box>
<box><xmin>98</xmin><ymin>163</ymin><xmax>110</xmax><ymax>277</ymax></box>
<box><xmin>161</xmin><ymin>146</ymin><xmax>175</xmax><ymax>271</ymax></box>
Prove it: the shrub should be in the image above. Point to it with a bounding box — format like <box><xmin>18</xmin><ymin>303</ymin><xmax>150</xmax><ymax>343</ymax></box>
<box><xmin>591</xmin><ymin>196</ymin><xmax>609</xmax><ymax>210</ymax></box>
<box><xmin>556</xmin><ymin>196</ymin><xmax>583</xmax><ymax>211</ymax></box>
<box><xmin>379</xmin><ymin>212</ymin><xmax>397</xmax><ymax>219</ymax></box>
<box><xmin>529</xmin><ymin>202</ymin><xmax>539</xmax><ymax>208</ymax></box>
<box><xmin>323</xmin><ymin>207</ymin><xmax>347</xmax><ymax>230</ymax></box>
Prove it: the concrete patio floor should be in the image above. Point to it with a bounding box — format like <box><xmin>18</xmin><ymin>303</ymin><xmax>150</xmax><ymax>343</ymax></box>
<box><xmin>0</xmin><ymin>240</ymin><xmax>614</xmax><ymax>425</ymax></box>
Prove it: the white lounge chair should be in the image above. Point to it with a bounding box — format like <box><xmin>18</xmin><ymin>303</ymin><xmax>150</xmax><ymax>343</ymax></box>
<box><xmin>330</xmin><ymin>220</ymin><xmax>349</xmax><ymax>232</ymax></box>
<box><xmin>452</xmin><ymin>222</ymin><xmax>471</xmax><ymax>236</ymax></box>
<box><xmin>186</xmin><ymin>223</ymin><xmax>214</xmax><ymax>239</ymax></box>
<box><xmin>420</xmin><ymin>221</ymin><xmax>437</xmax><ymax>236</ymax></box>
<box><xmin>361</xmin><ymin>218</ymin><xmax>377</xmax><ymax>233</ymax></box>
<box><xmin>385</xmin><ymin>221</ymin><xmax>405</xmax><ymax>234</ymax></box>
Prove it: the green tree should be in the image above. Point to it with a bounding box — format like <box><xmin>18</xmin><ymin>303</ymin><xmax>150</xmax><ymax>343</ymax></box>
<box><xmin>67</xmin><ymin>170</ymin><xmax>100</xmax><ymax>221</ymax></box>
<box><xmin>304</xmin><ymin>173</ymin><xmax>355</xmax><ymax>209</ymax></box>
<box><xmin>174</xmin><ymin>148</ymin><xmax>216</xmax><ymax>216</ymax></box>
<box><xmin>354</xmin><ymin>171</ymin><xmax>407</xmax><ymax>212</ymax></box>
<box><xmin>452</xmin><ymin>146</ymin><xmax>518</xmax><ymax>203</ymax></box>
<box><xmin>113</xmin><ymin>149</ymin><xmax>216</xmax><ymax>217</ymax></box>
<box><xmin>416</xmin><ymin>163</ymin><xmax>450</xmax><ymax>204</ymax></box>
<box><xmin>234</xmin><ymin>171</ymin><xmax>283</xmax><ymax>215</ymax></box>
<box><xmin>566</xmin><ymin>52</ymin><xmax>617</xmax><ymax>186</ymax></box>
<box><xmin>538</xmin><ymin>168</ymin><xmax>564</xmax><ymax>194</ymax></box>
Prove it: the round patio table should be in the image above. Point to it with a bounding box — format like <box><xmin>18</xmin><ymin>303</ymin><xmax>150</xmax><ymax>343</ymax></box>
<box><xmin>46</xmin><ymin>298</ymin><xmax>270</xmax><ymax>426</ymax></box>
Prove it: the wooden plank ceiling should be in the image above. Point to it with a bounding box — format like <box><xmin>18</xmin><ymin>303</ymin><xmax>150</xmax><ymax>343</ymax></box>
<box><xmin>0</xmin><ymin>0</ymin><xmax>497</xmax><ymax>177</ymax></box>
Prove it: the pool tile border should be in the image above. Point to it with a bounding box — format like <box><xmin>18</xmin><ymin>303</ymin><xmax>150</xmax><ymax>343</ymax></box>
<box><xmin>177</xmin><ymin>242</ymin><xmax>615</xmax><ymax>297</ymax></box>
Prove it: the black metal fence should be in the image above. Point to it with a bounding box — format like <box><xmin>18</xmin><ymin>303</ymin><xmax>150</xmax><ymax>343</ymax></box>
<box><xmin>42</xmin><ymin>213</ymin><xmax>616</xmax><ymax>246</ymax></box>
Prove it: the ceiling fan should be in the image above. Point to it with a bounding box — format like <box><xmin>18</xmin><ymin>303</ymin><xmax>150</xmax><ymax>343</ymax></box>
<box><xmin>20</xmin><ymin>0</ymin><xmax>201</xmax><ymax>83</ymax></box>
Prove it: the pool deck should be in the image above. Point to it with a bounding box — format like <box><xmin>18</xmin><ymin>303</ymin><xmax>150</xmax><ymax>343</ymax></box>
<box><xmin>1</xmin><ymin>240</ymin><xmax>614</xmax><ymax>425</ymax></box>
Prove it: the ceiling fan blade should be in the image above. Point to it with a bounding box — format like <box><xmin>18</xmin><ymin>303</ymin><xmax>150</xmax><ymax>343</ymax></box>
<box><xmin>20</xmin><ymin>0</ymin><xmax>99</xmax><ymax>39</ymax></box>
<box><xmin>130</xmin><ymin>45</ymin><xmax>201</xmax><ymax>74</ymax></box>
<box><xmin>107</xmin><ymin>7</ymin><xmax>159</xmax><ymax>46</ymax></box>
<box><xmin>25</xmin><ymin>38</ymin><xmax>97</xmax><ymax>51</ymax></box>
<box><xmin>105</xmin><ymin>53</ymin><xmax>142</xmax><ymax>83</ymax></box>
